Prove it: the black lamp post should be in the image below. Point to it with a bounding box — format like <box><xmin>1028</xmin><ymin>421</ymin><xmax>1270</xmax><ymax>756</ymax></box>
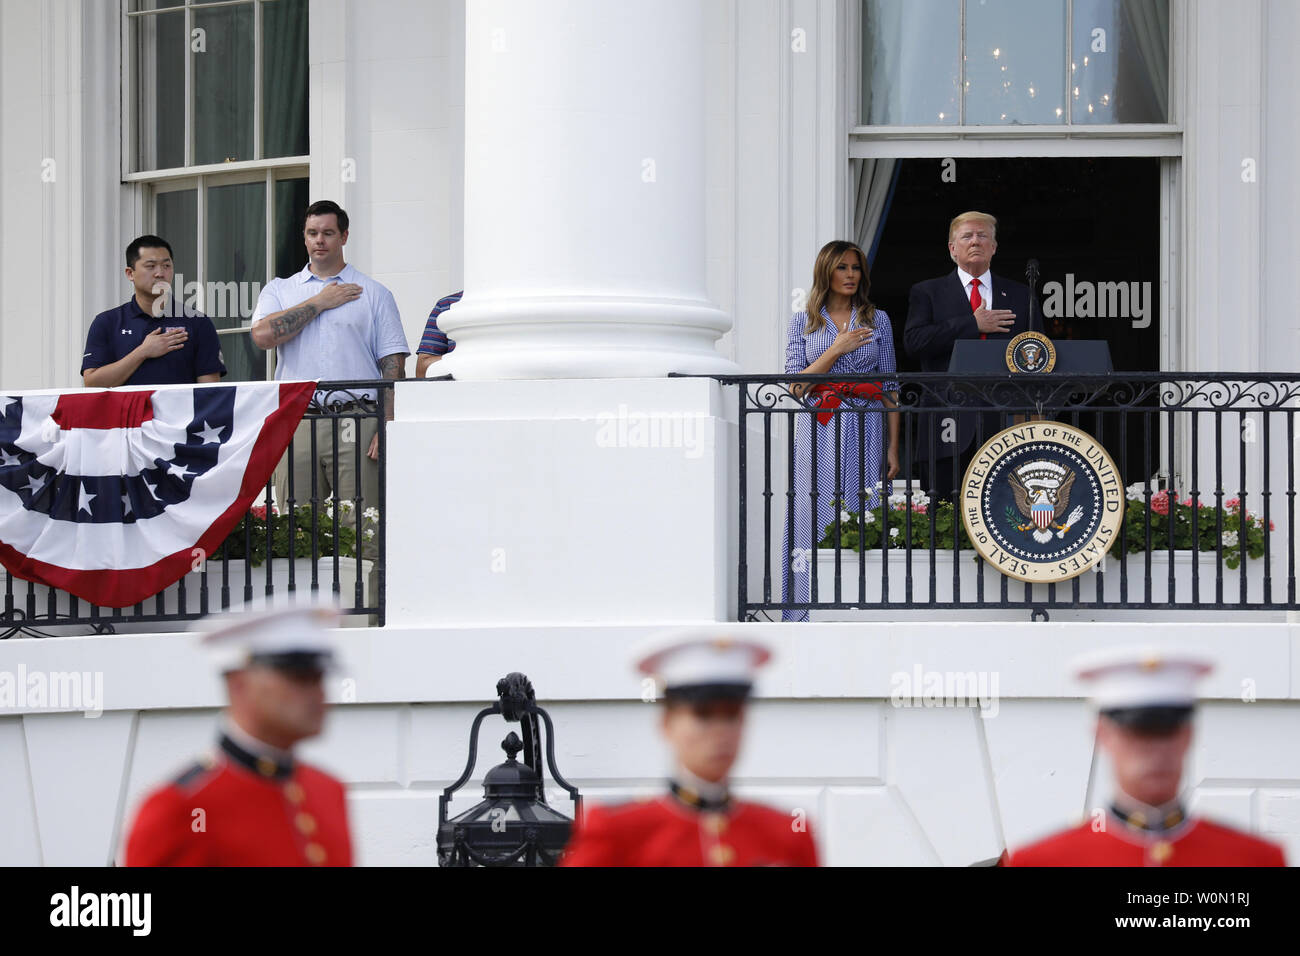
<box><xmin>436</xmin><ymin>673</ymin><xmax>581</xmax><ymax>867</ymax></box>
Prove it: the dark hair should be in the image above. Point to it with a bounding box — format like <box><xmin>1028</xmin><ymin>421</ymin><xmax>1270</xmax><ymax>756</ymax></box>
<box><xmin>804</xmin><ymin>239</ymin><xmax>875</xmax><ymax>334</ymax></box>
<box><xmin>126</xmin><ymin>235</ymin><xmax>173</xmax><ymax>269</ymax></box>
<box><xmin>303</xmin><ymin>200</ymin><xmax>349</xmax><ymax>233</ymax></box>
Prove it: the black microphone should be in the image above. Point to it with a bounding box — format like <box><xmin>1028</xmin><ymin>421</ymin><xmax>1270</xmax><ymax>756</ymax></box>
<box><xmin>1025</xmin><ymin>259</ymin><xmax>1041</xmax><ymax>333</ymax></box>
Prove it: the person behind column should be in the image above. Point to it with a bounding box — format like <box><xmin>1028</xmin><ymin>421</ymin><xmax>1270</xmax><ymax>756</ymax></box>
<box><xmin>414</xmin><ymin>290</ymin><xmax>462</xmax><ymax>378</ymax></box>
<box><xmin>250</xmin><ymin>201</ymin><xmax>408</xmax><ymax>578</ymax></box>
<box><xmin>561</xmin><ymin>633</ymin><xmax>818</xmax><ymax>866</ymax></box>
<box><xmin>903</xmin><ymin>211</ymin><xmax>1029</xmax><ymax>501</ymax></box>
<box><xmin>782</xmin><ymin>240</ymin><xmax>899</xmax><ymax>623</ymax></box>
<box><xmin>82</xmin><ymin>235</ymin><xmax>226</xmax><ymax>387</ymax></box>
<box><xmin>1007</xmin><ymin>648</ymin><xmax>1286</xmax><ymax>867</ymax></box>
<box><xmin>124</xmin><ymin>605</ymin><xmax>353</xmax><ymax>866</ymax></box>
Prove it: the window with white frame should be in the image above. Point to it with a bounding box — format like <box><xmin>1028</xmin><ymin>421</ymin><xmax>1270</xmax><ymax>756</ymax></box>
<box><xmin>123</xmin><ymin>0</ymin><xmax>310</xmax><ymax>381</ymax></box>
<box><xmin>859</xmin><ymin>0</ymin><xmax>1169</xmax><ymax>127</ymax></box>
<box><xmin>849</xmin><ymin>0</ymin><xmax>1180</xmax><ymax>485</ymax></box>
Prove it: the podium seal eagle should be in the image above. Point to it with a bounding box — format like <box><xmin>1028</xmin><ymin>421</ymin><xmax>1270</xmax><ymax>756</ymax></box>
<box><xmin>961</xmin><ymin>421</ymin><xmax>1123</xmax><ymax>582</ymax></box>
<box><xmin>1005</xmin><ymin>331</ymin><xmax>1057</xmax><ymax>373</ymax></box>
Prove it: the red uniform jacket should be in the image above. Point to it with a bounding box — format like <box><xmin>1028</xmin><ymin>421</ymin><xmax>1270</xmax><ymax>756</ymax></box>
<box><xmin>124</xmin><ymin>735</ymin><xmax>353</xmax><ymax>867</ymax></box>
<box><xmin>561</xmin><ymin>795</ymin><xmax>819</xmax><ymax>867</ymax></box>
<box><xmin>1008</xmin><ymin>817</ymin><xmax>1285</xmax><ymax>867</ymax></box>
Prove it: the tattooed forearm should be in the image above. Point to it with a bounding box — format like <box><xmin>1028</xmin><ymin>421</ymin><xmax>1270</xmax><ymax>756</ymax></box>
<box><xmin>267</xmin><ymin>303</ymin><xmax>320</xmax><ymax>343</ymax></box>
<box><xmin>378</xmin><ymin>353</ymin><xmax>407</xmax><ymax>421</ymax></box>
<box><xmin>378</xmin><ymin>353</ymin><xmax>407</xmax><ymax>380</ymax></box>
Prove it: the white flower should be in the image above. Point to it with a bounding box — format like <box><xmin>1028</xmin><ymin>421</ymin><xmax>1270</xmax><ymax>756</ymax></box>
<box><xmin>364</xmin><ymin>528</ymin><xmax>375</xmax><ymax>540</ymax></box>
<box><xmin>1125</xmin><ymin>481</ymin><xmax>1153</xmax><ymax>502</ymax></box>
<box><xmin>840</xmin><ymin>510</ymin><xmax>853</xmax><ymax>523</ymax></box>
<box><xmin>887</xmin><ymin>492</ymin><xmax>909</xmax><ymax>509</ymax></box>
<box><xmin>862</xmin><ymin>511</ymin><xmax>875</xmax><ymax>525</ymax></box>
<box><xmin>1223</xmin><ymin>531</ymin><xmax>1238</xmax><ymax>547</ymax></box>
<box><xmin>363</xmin><ymin>507</ymin><xmax>379</xmax><ymax>521</ymax></box>
<box><xmin>889</xmin><ymin>527</ymin><xmax>900</xmax><ymax>538</ymax></box>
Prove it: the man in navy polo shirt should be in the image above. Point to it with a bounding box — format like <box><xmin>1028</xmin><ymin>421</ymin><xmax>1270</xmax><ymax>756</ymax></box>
<box><xmin>82</xmin><ymin>235</ymin><xmax>226</xmax><ymax>387</ymax></box>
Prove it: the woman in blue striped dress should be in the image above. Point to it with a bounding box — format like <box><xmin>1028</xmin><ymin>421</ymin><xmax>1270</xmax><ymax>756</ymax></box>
<box><xmin>782</xmin><ymin>240</ymin><xmax>899</xmax><ymax>621</ymax></box>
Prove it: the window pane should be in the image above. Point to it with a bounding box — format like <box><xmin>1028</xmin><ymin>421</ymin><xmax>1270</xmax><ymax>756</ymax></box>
<box><xmin>273</xmin><ymin>176</ymin><xmax>310</xmax><ymax>278</ymax></box>
<box><xmin>263</xmin><ymin>0</ymin><xmax>310</xmax><ymax>157</ymax></box>
<box><xmin>129</xmin><ymin>1</ymin><xmax>184</xmax><ymax>12</ymax></box>
<box><xmin>132</xmin><ymin>10</ymin><xmax>186</xmax><ymax>171</ymax></box>
<box><xmin>1071</xmin><ymin>0</ymin><xmax>1169</xmax><ymax>123</ymax></box>
<box><xmin>154</xmin><ymin>188</ymin><xmax>198</xmax><ymax>286</ymax></box>
<box><xmin>193</xmin><ymin>5</ymin><xmax>255</xmax><ymax>164</ymax></box>
<box><xmin>965</xmin><ymin>0</ymin><xmax>1067</xmax><ymax>125</ymax></box>
<box><xmin>860</xmin><ymin>0</ymin><xmax>960</xmax><ymax>125</ymax></box>
<box><xmin>206</xmin><ymin>181</ymin><xmax>266</xmax><ymax>330</ymax></box>
<box><xmin>216</xmin><ymin>328</ymin><xmax>268</xmax><ymax>382</ymax></box>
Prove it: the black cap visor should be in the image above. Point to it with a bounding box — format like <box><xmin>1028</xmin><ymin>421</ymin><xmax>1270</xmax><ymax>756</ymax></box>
<box><xmin>248</xmin><ymin>649</ymin><xmax>335</xmax><ymax>676</ymax></box>
<box><xmin>664</xmin><ymin>682</ymin><xmax>752</xmax><ymax>703</ymax></box>
<box><xmin>1102</xmin><ymin>705</ymin><xmax>1194</xmax><ymax>734</ymax></box>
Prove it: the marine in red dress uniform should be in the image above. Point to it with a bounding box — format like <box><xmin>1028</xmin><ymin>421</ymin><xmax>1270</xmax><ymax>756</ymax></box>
<box><xmin>126</xmin><ymin>730</ymin><xmax>352</xmax><ymax>867</ymax></box>
<box><xmin>1007</xmin><ymin>648</ymin><xmax>1286</xmax><ymax>868</ymax></box>
<box><xmin>1009</xmin><ymin>811</ymin><xmax>1284</xmax><ymax>867</ymax></box>
<box><xmin>124</xmin><ymin>605</ymin><xmax>354</xmax><ymax>867</ymax></box>
<box><xmin>561</xmin><ymin>634</ymin><xmax>819</xmax><ymax>867</ymax></box>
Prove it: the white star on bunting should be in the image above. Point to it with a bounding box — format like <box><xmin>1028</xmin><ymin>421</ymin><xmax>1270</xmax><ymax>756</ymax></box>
<box><xmin>195</xmin><ymin>421</ymin><xmax>225</xmax><ymax>444</ymax></box>
<box><xmin>78</xmin><ymin>485</ymin><xmax>97</xmax><ymax>515</ymax></box>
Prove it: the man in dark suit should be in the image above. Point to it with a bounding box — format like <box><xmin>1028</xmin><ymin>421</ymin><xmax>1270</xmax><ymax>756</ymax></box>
<box><xmin>903</xmin><ymin>211</ymin><xmax>1032</xmax><ymax>500</ymax></box>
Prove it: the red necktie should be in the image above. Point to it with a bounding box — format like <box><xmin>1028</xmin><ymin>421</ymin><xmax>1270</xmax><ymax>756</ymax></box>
<box><xmin>971</xmin><ymin>278</ymin><xmax>986</xmax><ymax>340</ymax></box>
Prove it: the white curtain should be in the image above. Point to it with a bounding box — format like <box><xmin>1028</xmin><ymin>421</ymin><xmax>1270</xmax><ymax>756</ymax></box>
<box><xmin>852</xmin><ymin>157</ymin><xmax>898</xmax><ymax>265</ymax></box>
<box><xmin>1119</xmin><ymin>0</ymin><xmax>1170</xmax><ymax>121</ymax></box>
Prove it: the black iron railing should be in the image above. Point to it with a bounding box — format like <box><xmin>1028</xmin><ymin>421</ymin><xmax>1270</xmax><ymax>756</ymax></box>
<box><xmin>1</xmin><ymin>381</ymin><xmax>391</xmax><ymax>637</ymax></box>
<box><xmin>717</xmin><ymin>372</ymin><xmax>1300</xmax><ymax>620</ymax></box>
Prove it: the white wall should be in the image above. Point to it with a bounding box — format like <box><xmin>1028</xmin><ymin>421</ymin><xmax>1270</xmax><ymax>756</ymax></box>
<box><xmin>308</xmin><ymin>0</ymin><xmax>465</xmax><ymax>356</ymax></box>
<box><xmin>386</xmin><ymin>378</ymin><xmax>733</xmax><ymax>625</ymax></box>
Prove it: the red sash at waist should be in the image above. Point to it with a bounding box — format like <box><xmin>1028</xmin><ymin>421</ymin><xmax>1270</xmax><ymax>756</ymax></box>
<box><xmin>809</xmin><ymin>382</ymin><xmax>884</xmax><ymax>425</ymax></box>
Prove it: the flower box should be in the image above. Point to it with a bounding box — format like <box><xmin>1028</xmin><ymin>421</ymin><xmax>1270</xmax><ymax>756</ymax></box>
<box><xmin>812</xmin><ymin>482</ymin><xmax>1276</xmax><ymax>612</ymax></box>
<box><xmin>814</xmin><ymin>548</ymin><xmax>1271</xmax><ymax>610</ymax></box>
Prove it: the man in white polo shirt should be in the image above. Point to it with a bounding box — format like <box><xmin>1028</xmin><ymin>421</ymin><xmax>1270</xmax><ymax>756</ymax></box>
<box><xmin>251</xmin><ymin>200</ymin><xmax>408</xmax><ymax>540</ymax></box>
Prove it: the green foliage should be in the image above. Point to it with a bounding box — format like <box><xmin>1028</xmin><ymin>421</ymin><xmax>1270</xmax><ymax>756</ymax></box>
<box><xmin>820</xmin><ymin>487</ymin><xmax>1273</xmax><ymax>568</ymax></box>
<box><xmin>218</xmin><ymin>499</ymin><xmax>378</xmax><ymax>567</ymax></box>
<box><xmin>819</xmin><ymin>494</ymin><xmax>974</xmax><ymax>552</ymax></box>
<box><xmin>1121</xmin><ymin>491</ymin><xmax>1268</xmax><ymax>570</ymax></box>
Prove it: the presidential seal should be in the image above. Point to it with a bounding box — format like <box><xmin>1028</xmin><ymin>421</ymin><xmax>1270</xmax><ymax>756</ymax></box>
<box><xmin>1005</xmin><ymin>331</ymin><xmax>1056</xmax><ymax>373</ymax></box>
<box><xmin>961</xmin><ymin>422</ymin><xmax>1123</xmax><ymax>582</ymax></box>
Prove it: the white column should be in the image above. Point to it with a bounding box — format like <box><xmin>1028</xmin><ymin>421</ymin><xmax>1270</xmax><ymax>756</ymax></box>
<box><xmin>1</xmin><ymin>0</ymin><xmax>94</xmax><ymax>391</ymax></box>
<box><xmin>441</xmin><ymin>0</ymin><xmax>735</xmax><ymax>379</ymax></box>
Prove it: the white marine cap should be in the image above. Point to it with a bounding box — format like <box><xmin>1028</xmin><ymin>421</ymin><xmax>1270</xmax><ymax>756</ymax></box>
<box><xmin>197</xmin><ymin>602</ymin><xmax>341</xmax><ymax>674</ymax></box>
<box><xmin>1073</xmin><ymin>646</ymin><xmax>1213</xmax><ymax>712</ymax></box>
<box><xmin>636</xmin><ymin>631</ymin><xmax>772</xmax><ymax>701</ymax></box>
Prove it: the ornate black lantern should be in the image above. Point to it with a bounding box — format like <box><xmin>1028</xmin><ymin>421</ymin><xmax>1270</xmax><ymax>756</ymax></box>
<box><xmin>436</xmin><ymin>673</ymin><xmax>581</xmax><ymax>866</ymax></box>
